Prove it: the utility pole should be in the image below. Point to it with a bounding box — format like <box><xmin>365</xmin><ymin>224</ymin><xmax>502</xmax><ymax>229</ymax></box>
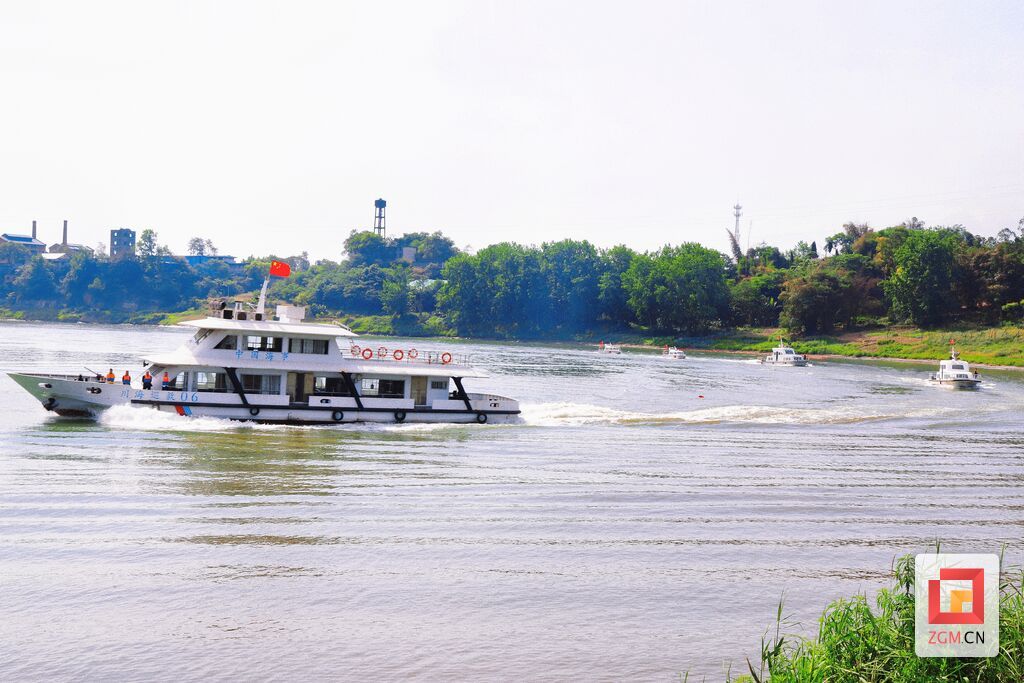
<box><xmin>733</xmin><ymin>203</ymin><xmax>742</xmax><ymax>246</ymax></box>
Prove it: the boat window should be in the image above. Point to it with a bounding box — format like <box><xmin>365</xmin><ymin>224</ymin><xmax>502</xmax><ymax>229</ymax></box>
<box><xmin>360</xmin><ymin>378</ymin><xmax>405</xmax><ymax>399</ymax></box>
<box><xmin>214</xmin><ymin>335</ymin><xmax>237</xmax><ymax>350</ymax></box>
<box><xmin>289</xmin><ymin>338</ymin><xmax>329</xmax><ymax>354</ymax></box>
<box><xmin>430</xmin><ymin>380</ymin><xmax>448</xmax><ymax>390</ymax></box>
<box><xmin>192</xmin><ymin>330</ymin><xmax>212</xmax><ymax>344</ymax></box>
<box><xmin>245</xmin><ymin>336</ymin><xmax>283</xmax><ymax>352</ymax></box>
<box><xmin>951</xmin><ymin>363</ymin><xmax>966</xmax><ymax>370</ymax></box>
<box><xmin>314</xmin><ymin>376</ymin><xmax>350</xmax><ymax>396</ymax></box>
<box><xmin>240</xmin><ymin>374</ymin><xmax>281</xmax><ymax>395</ymax></box>
<box><xmin>166</xmin><ymin>372</ymin><xmax>188</xmax><ymax>391</ymax></box>
<box><xmin>195</xmin><ymin>371</ymin><xmax>230</xmax><ymax>393</ymax></box>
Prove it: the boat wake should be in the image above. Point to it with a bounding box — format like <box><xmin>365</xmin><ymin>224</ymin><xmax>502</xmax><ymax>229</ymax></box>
<box><xmin>519</xmin><ymin>401</ymin><xmax>948</xmax><ymax>426</ymax></box>
<box><xmin>99</xmin><ymin>405</ymin><xmax>283</xmax><ymax>432</ymax></box>
<box><xmin>97</xmin><ymin>400</ymin><xmax>961</xmax><ymax>433</ymax></box>
<box><xmin>98</xmin><ymin>405</ymin><xmax>487</xmax><ymax>434</ymax></box>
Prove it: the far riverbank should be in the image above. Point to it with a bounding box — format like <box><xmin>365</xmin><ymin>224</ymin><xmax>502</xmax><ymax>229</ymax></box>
<box><xmin>3</xmin><ymin>307</ymin><xmax>1023</xmax><ymax>368</ymax></box>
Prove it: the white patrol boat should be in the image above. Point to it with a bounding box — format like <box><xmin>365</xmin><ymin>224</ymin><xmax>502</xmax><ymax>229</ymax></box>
<box><xmin>9</xmin><ymin>289</ymin><xmax>520</xmax><ymax>425</ymax></box>
<box><xmin>597</xmin><ymin>341</ymin><xmax>622</xmax><ymax>355</ymax></box>
<box><xmin>929</xmin><ymin>342</ymin><xmax>981</xmax><ymax>389</ymax></box>
<box><xmin>761</xmin><ymin>341</ymin><xmax>808</xmax><ymax>366</ymax></box>
<box><xmin>662</xmin><ymin>346</ymin><xmax>686</xmax><ymax>359</ymax></box>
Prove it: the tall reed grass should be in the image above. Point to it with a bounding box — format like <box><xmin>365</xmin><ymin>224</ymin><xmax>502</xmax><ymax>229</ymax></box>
<box><xmin>744</xmin><ymin>554</ymin><xmax>1024</xmax><ymax>682</ymax></box>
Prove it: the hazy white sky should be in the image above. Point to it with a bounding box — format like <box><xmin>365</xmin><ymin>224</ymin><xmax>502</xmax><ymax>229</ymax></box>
<box><xmin>1</xmin><ymin>1</ymin><xmax>1021</xmax><ymax>260</ymax></box>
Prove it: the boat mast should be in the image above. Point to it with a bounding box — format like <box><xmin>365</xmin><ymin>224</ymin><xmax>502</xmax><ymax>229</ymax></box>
<box><xmin>255</xmin><ymin>277</ymin><xmax>270</xmax><ymax>316</ymax></box>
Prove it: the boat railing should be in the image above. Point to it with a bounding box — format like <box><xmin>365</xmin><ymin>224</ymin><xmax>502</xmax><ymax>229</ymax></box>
<box><xmin>26</xmin><ymin>372</ymin><xmax>127</xmax><ymax>385</ymax></box>
<box><xmin>347</xmin><ymin>344</ymin><xmax>472</xmax><ymax>366</ymax></box>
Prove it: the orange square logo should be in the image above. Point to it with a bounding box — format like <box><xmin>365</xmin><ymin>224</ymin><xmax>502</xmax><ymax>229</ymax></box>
<box><xmin>928</xmin><ymin>566</ymin><xmax>984</xmax><ymax>624</ymax></box>
<box><xmin>915</xmin><ymin>554</ymin><xmax>998</xmax><ymax>657</ymax></box>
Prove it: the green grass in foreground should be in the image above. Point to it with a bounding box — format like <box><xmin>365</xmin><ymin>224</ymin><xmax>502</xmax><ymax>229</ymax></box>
<box><xmin>738</xmin><ymin>554</ymin><xmax>1024</xmax><ymax>682</ymax></box>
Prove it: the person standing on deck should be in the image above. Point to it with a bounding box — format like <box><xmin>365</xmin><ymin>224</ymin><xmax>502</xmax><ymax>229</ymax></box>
<box><xmin>106</xmin><ymin>369</ymin><xmax>115</xmax><ymax>384</ymax></box>
<box><xmin>142</xmin><ymin>371</ymin><xmax>153</xmax><ymax>390</ymax></box>
<box><xmin>122</xmin><ymin>371</ymin><xmax>131</xmax><ymax>386</ymax></box>
<box><xmin>161</xmin><ymin>372</ymin><xmax>171</xmax><ymax>390</ymax></box>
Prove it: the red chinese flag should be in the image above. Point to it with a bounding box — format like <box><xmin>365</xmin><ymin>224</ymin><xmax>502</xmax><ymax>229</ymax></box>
<box><xmin>269</xmin><ymin>260</ymin><xmax>291</xmax><ymax>278</ymax></box>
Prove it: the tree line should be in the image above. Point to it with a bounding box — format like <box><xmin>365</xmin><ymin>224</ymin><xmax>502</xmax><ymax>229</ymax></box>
<box><xmin>1</xmin><ymin>218</ymin><xmax>1023</xmax><ymax>336</ymax></box>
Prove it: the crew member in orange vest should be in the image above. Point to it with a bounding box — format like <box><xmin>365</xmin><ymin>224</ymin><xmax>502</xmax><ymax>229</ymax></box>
<box><xmin>122</xmin><ymin>371</ymin><xmax>131</xmax><ymax>386</ymax></box>
<box><xmin>142</xmin><ymin>370</ymin><xmax>153</xmax><ymax>390</ymax></box>
<box><xmin>161</xmin><ymin>372</ymin><xmax>171</xmax><ymax>390</ymax></box>
<box><xmin>106</xmin><ymin>368</ymin><xmax>115</xmax><ymax>384</ymax></box>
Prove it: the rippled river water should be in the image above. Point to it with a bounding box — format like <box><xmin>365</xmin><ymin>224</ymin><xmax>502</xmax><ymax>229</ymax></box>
<box><xmin>1</xmin><ymin>322</ymin><xmax>1023</xmax><ymax>680</ymax></box>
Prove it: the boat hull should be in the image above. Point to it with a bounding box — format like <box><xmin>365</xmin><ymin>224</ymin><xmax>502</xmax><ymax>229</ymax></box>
<box><xmin>932</xmin><ymin>378</ymin><xmax>982</xmax><ymax>390</ymax></box>
<box><xmin>8</xmin><ymin>373</ymin><xmax>521</xmax><ymax>425</ymax></box>
<box><xmin>761</xmin><ymin>359</ymin><xmax>808</xmax><ymax>367</ymax></box>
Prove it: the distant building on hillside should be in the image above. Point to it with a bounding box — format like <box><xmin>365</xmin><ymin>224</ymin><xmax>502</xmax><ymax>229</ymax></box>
<box><xmin>1</xmin><ymin>220</ymin><xmax>47</xmax><ymax>253</ymax></box>
<box><xmin>48</xmin><ymin>220</ymin><xmax>93</xmax><ymax>255</ymax></box>
<box><xmin>110</xmin><ymin>228</ymin><xmax>136</xmax><ymax>258</ymax></box>
<box><xmin>181</xmin><ymin>254</ymin><xmax>241</xmax><ymax>270</ymax></box>
<box><xmin>399</xmin><ymin>246</ymin><xmax>417</xmax><ymax>264</ymax></box>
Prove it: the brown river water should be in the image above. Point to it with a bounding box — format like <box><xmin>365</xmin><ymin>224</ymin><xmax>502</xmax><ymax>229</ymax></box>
<box><xmin>1</xmin><ymin>322</ymin><xmax>1022</xmax><ymax>680</ymax></box>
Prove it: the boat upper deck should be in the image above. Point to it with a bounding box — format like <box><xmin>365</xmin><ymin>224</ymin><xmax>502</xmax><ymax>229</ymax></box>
<box><xmin>179</xmin><ymin>316</ymin><xmax>357</xmax><ymax>338</ymax></box>
<box><xmin>149</xmin><ymin>303</ymin><xmax>486</xmax><ymax>378</ymax></box>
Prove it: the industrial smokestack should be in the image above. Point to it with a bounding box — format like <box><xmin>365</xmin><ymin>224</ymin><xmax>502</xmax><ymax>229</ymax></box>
<box><xmin>62</xmin><ymin>220</ymin><xmax>68</xmax><ymax>246</ymax></box>
<box><xmin>32</xmin><ymin>220</ymin><xmax>36</xmax><ymax>239</ymax></box>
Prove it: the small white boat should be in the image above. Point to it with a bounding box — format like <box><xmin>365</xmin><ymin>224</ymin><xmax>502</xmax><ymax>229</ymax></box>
<box><xmin>761</xmin><ymin>342</ymin><xmax>808</xmax><ymax>366</ymax></box>
<box><xmin>597</xmin><ymin>342</ymin><xmax>622</xmax><ymax>355</ymax></box>
<box><xmin>662</xmin><ymin>346</ymin><xmax>686</xmax><ymax>359</ymax></box>
<box><xmin>929</xmin><ymin>343</ymin><xmax>981</xmax><ymax>389</ymax></box>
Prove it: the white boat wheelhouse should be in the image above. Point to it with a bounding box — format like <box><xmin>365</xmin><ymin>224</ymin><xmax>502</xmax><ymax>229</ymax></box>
<box><xmin>930</xmin><ymin>344</ymin><xmax>981</xmax><ymax>389</ymax></box>
<box><xmin>761</xmin><ymin>343</ymin><xmax>808</xmax><ymax>366</ymax></box>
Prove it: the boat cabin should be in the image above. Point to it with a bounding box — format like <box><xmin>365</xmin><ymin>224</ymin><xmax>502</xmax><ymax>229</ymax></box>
<box><xmin>141</xmin><ymin>303</ymin><xmax>485</xmax><ymax>416</ymax></box>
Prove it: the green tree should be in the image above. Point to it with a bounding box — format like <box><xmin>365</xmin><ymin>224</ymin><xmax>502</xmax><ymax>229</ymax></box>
<box><xmin>438</xmin><ymin>243</ymin><xmax>550</xmax><ymax>337</ymax></box>
<box><xmin>380</xmin><ymin>267</ymin><xmax>411</xmax><ymax>317</ymax></box>
<box><xmin>11</xmin><ymin>257</ymin><xmax>58</xmax><ymax>305</ymax></box>
<box><xmin>186</xmin><ymin>237</ymin><xmax>207</xmax><ymax>256</ymax></box>
<box><xmin>779</xmin><ymin>267</ymin><xmax>849</xmax><ymax>335</ymax></box>
<box><xmin>61</xmin><ymin>253</ymin><xmax>102</xmax><ymax>306</ymax></box>
<box><xmin>392</xmin><ymin>231</ymin><xmax>458</xmax><ymax>276</ymax></box>
<box><xmin>622</xmin><ymin>244</ymin><xmax>730</xmax><ymax>333</ymax></box>
<box><xmin>882</xmin><ymin>230</ymin><xmax>958</xmax><ymax>326</ymax></box>
<box><xmin>344</xmin><ymin>230</ymin><xmax>392</xmax><ymax>266</ymax></box>
<box><xmin>729</xmin><ymin>272</ymin><xmax>784</xmax><ymax>327</ymax></box>
<box><xmin>0</xmin><ymin>243</ymin><xmax>35</xmax><ymax>267</ymax></box>
<box><xmin>597</xmin><ymin>245</ymin><xmax>636</xmax><ymax>323</ymax></box>
<box><xmin>137</xmin><ymin>229</ymin><xmax>158</xmax><ymax>257</ymax></box>
<box><xmin>541</xmin><ymin>239</ymin><xmax>602</xmax><ymax>332</ymax></box>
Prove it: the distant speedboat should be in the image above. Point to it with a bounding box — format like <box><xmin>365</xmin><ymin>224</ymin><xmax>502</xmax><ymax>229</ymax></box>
<box><xmin>761</xmin><ymin>341</ymin><xmax>808</xmax><ymax>366</ymax></box>
<box><xmin>597</xmin><ymin>341</ymin><xmax>622</xmax><ymax>355</ymax></box>
<box><xmin>929</xmin><ymin>342</ymin><xmax>981</xmax><ymax>389</ymax></box>
<box><xmin>663</xmin><ymin>346</ymin><xmax>686</xmax><ymax>359</ymax></box>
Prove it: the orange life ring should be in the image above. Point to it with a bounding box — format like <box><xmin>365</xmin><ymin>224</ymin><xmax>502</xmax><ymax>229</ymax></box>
<box><xmin>361</xmin><ymin>347</ymin><xmax>373</xmax><ymax>360</ymax></box>
<box><xmin>441</xmin><ymin>352</ymin><xmax>452</xmax><ymax>364</ymax></box>
<box><xmin>393</xmin><ymin>349</ymin><xmax>404</xmax><ymax>361</ymax></box>
<box><xmin>408</xmin><ymin>348</ymin><xmax>418</xmax><ymax>359</ymax></box>
<box><xmin>377</xmin><ymin>346</ymin><xmax>387</xmax><ymax>358</ymax></box>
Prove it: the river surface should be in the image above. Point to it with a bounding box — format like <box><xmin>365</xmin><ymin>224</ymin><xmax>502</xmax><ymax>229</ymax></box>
<box><xmin>1</xmin><ymin>321</ymin><xmax>1022</xmax><ymax>680</ymax></box>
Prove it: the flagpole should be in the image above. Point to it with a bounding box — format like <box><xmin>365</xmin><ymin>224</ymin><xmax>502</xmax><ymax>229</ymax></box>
<box><xmin>255</xmin><ymin>277</ymin><xmax>270</xmax><ymax>316</ymax></box>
